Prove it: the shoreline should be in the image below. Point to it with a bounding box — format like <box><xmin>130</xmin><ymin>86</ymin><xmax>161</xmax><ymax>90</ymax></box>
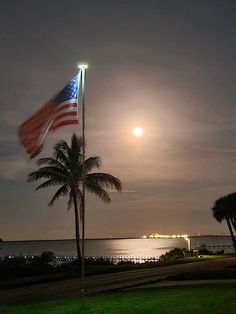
<box><xmin>2</xmin><ymin>235</ymin><xmax>231</xmax><ymax>242</ymax></box>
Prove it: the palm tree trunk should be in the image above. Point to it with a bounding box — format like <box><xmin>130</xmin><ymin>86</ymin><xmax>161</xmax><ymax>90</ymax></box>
<box><xmin>226</xmin><ymin>218</ymin><xmax>236</xmax><ymax>252</ymax></box>
<box><xmin>72</xmin><ymin>190</ymin><xmax>81</xmax><ymax>261</ymax></box>
<box><xmin>230</xmin><ymin>218</ymin><xmax>236</xmax><ymax>231</ymax></box>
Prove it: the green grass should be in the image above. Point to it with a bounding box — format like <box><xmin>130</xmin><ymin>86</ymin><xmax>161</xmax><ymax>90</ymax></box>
<box><xmin>3</xmin><ymin>284</ymin><xmax>236</xmax><ymax>314</ymax></box>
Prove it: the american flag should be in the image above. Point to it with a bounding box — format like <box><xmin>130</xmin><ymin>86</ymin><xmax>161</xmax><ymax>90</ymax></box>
<box><xmin>19</xmin><ymin>72</ymin><xmax>81</xmax><ymax>158</ymax></box>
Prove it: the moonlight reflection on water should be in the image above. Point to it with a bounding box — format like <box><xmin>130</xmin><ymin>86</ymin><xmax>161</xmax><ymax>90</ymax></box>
<box><xmin>0</xmin><ymin>237</ymin><xmax>233</xmax><ymax>257</ymax></box>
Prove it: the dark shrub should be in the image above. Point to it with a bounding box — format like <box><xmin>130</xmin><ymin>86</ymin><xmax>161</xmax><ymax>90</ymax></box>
<box><xmin>118</xmin><ymin>260</ymin><xmax>134</xmax><ymax>265</ymax></box>
<box><xmin>198</xmin><ymin>248</ymin><xmax>213</xmax><ymax>255</ymax></box>
<box><xmin>40</xmin><ymin>251</ymin><xmax>55</xmax><ymax>264</ymax></box>
<box><xmin>159</xmin><ymin>248</ymin><xmax>185</xmax><ymax>262</ymax></box>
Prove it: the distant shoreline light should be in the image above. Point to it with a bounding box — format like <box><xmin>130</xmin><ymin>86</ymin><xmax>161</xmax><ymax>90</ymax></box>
<box><xmin>142</xmin><ymin>233</ymin><xmax>189</xmax><ymax>239</ymax></box>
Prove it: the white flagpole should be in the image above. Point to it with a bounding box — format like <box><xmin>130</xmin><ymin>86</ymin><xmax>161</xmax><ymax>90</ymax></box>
<box><xmin>78</xmin><ymin>63</ymin><xmax>88</xmax><ymax>303</ymax></box>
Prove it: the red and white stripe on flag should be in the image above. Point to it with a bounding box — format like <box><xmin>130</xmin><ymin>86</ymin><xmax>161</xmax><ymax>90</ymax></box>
<box><xmin>18</xmin><ymin>73</ymin><xmax>80</xmax><ymax>158</ymax></box>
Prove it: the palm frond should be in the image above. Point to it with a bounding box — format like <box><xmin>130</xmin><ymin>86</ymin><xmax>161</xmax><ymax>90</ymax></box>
<box><xmin>71</xmin><ymin>133</ymin><xmax>84</xmax><ymax>153</ymax></box>
<box><xmin>28</xmin><ymin>171</ymin><xmax>65</xmax><ymax>183</ymax></box>
<box><xmin>27</xmin><ymin>166</ymin><xmax>68</xmax><ymax>183</ymax></box>
<box><xmin>37</xmin><ymin>157</ymin><xmax>70</xmax><ymax>174</ymax></box>
<box><xmin>69</xmin><ymin>134</ymin><xmax>83</xmax><ymax>169</ymax></box>
<box><xmin>53</xmin><ymin>140</ymin><xmax>71</xmax><ymax>167</ymax></box>
<box><xmin>48</xmin><ymin>184</ymin><xmax>69</xmax><ymax>207</ymax></box>
<box><xmin>82</xmin><ymin>157</ymin><xmax>102</xmax><ymax>173</ymax></box>
<box><xmin>212</xmin><ymin>205</ymin><xmax>224</xmax><ymax>222</ymax></box>
<box><xmin>54</xmin><ymin>140</ymin><xmax>70</xmax><ymax>155</ymax></box>
<box><xmin>85</xmin><ymin>181</ymin><xmax>111</xmax><ymax>203</ymax></box>
<box><xmin>53</xmin><ymin>147</ymin><xmax>68</xmax><ymax>164</ymax></box>
<box><xmin>53</xmin><ymin>147</ymin><xmax>70</xmax><ymax>170</ymax></box>
<box><xmin>212</xmin><ymin>193</ymin><xmax>236</xmax><ymax>222</ymax></box>
<box><xmin>37</xmin><ymin>157</ymin><xmax>57</xmax><ymax>166</ymax></box>
<box><xmin>35</xmin><ymin>178</ymin><xmax>66</xmax><ymax>190</ymax></box>
<box><xmin>74</xmin><ymin>157</ymin><xmax>102</xmax><ymax>180</ymax></box>
<box><xmin>85</xmin><ymin>173</ymin><xmax>122</xmax><ymax>192</ymax></box>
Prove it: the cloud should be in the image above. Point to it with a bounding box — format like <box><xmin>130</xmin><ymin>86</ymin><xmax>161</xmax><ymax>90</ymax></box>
<box><xmin>108</xmin><ymin>189</ymin><xmax>136</xmax><ymax>193</ymax></box>
<box><xmin>196</xmin><ymin>146</ymin><xmax>236</xmax><ymax>153</ymax></box>
<box><xmin>0</xmin><ymin>156</ymin><xmax>32</xmax><ymax>181</ymax></box>
<box><xmin>0</xmin><ymin>111</ymin><xmax>23</xmax><ymax>127</ymax></box>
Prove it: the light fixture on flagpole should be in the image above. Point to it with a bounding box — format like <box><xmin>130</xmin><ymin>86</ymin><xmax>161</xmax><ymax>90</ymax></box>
<box><xmin>78</xmin><ymin>63</ymin><xmax>88</xmax><ymax>70</ymax></box>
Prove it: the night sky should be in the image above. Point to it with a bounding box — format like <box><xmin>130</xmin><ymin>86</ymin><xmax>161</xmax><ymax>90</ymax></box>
<box><xmin>1</xmin><ymin>0</ymin><xmax>236</xmax><ymax>240</ymax></box>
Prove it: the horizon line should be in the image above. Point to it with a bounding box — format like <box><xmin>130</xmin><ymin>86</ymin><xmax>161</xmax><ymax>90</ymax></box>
<box><xmin>1</xmin><ymin>234</ymin><xmax>230</xmax><ymax>242</ymax></box>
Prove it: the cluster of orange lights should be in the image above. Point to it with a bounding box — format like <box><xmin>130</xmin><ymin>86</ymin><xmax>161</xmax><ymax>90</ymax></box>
<box><xmin>142</xmin><ymin>233</ymin><xmax>189</xmax><ymax>239</ymax></box>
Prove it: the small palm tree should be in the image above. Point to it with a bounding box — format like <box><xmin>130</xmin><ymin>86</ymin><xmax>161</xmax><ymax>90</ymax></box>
<box><xmin>28</xmin><ymin>134</ymin><xmax>122</xmax><ymax>259</ymax></box>
<box><xmin>212</xmin><ymin>193</ymin><xmax>236</xmax><ymax>252</ymax></box>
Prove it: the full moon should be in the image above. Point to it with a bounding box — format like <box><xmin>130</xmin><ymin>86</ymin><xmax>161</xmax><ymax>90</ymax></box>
<box><xmin>133</xmin><ymin>127</ymin><xmax>143</xmax><ymax>137</ymax></box>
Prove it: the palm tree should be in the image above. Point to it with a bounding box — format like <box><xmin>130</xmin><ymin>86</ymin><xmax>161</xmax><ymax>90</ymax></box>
<box><xmin>212</xmin><ymin>193</ymin><xmax>236</xmax><ymax>252</ymax></box>
<box><xmin>28</xmin><ymin>134</ymin><xmax>122</xmax><ymax>260</ymax></box>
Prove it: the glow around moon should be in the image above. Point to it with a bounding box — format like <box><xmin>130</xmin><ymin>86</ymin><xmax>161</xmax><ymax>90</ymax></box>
<box><xmin>133</xmin><ymin>127</ymin><xmax>143</xmax><ymax>137</ymax></box>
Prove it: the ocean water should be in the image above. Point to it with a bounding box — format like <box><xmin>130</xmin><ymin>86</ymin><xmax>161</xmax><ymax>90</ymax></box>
<box><xmin>0</xmin><ymin>236</ymin><xmax>234</xmax><ymax>258</ymax></box>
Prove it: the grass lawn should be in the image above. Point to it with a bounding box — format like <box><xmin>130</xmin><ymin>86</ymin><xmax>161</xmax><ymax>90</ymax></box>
<box><xmin>3</xmin><ymin>284</ymin><xmax>236</xmax><ymax>314</ymax></box>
